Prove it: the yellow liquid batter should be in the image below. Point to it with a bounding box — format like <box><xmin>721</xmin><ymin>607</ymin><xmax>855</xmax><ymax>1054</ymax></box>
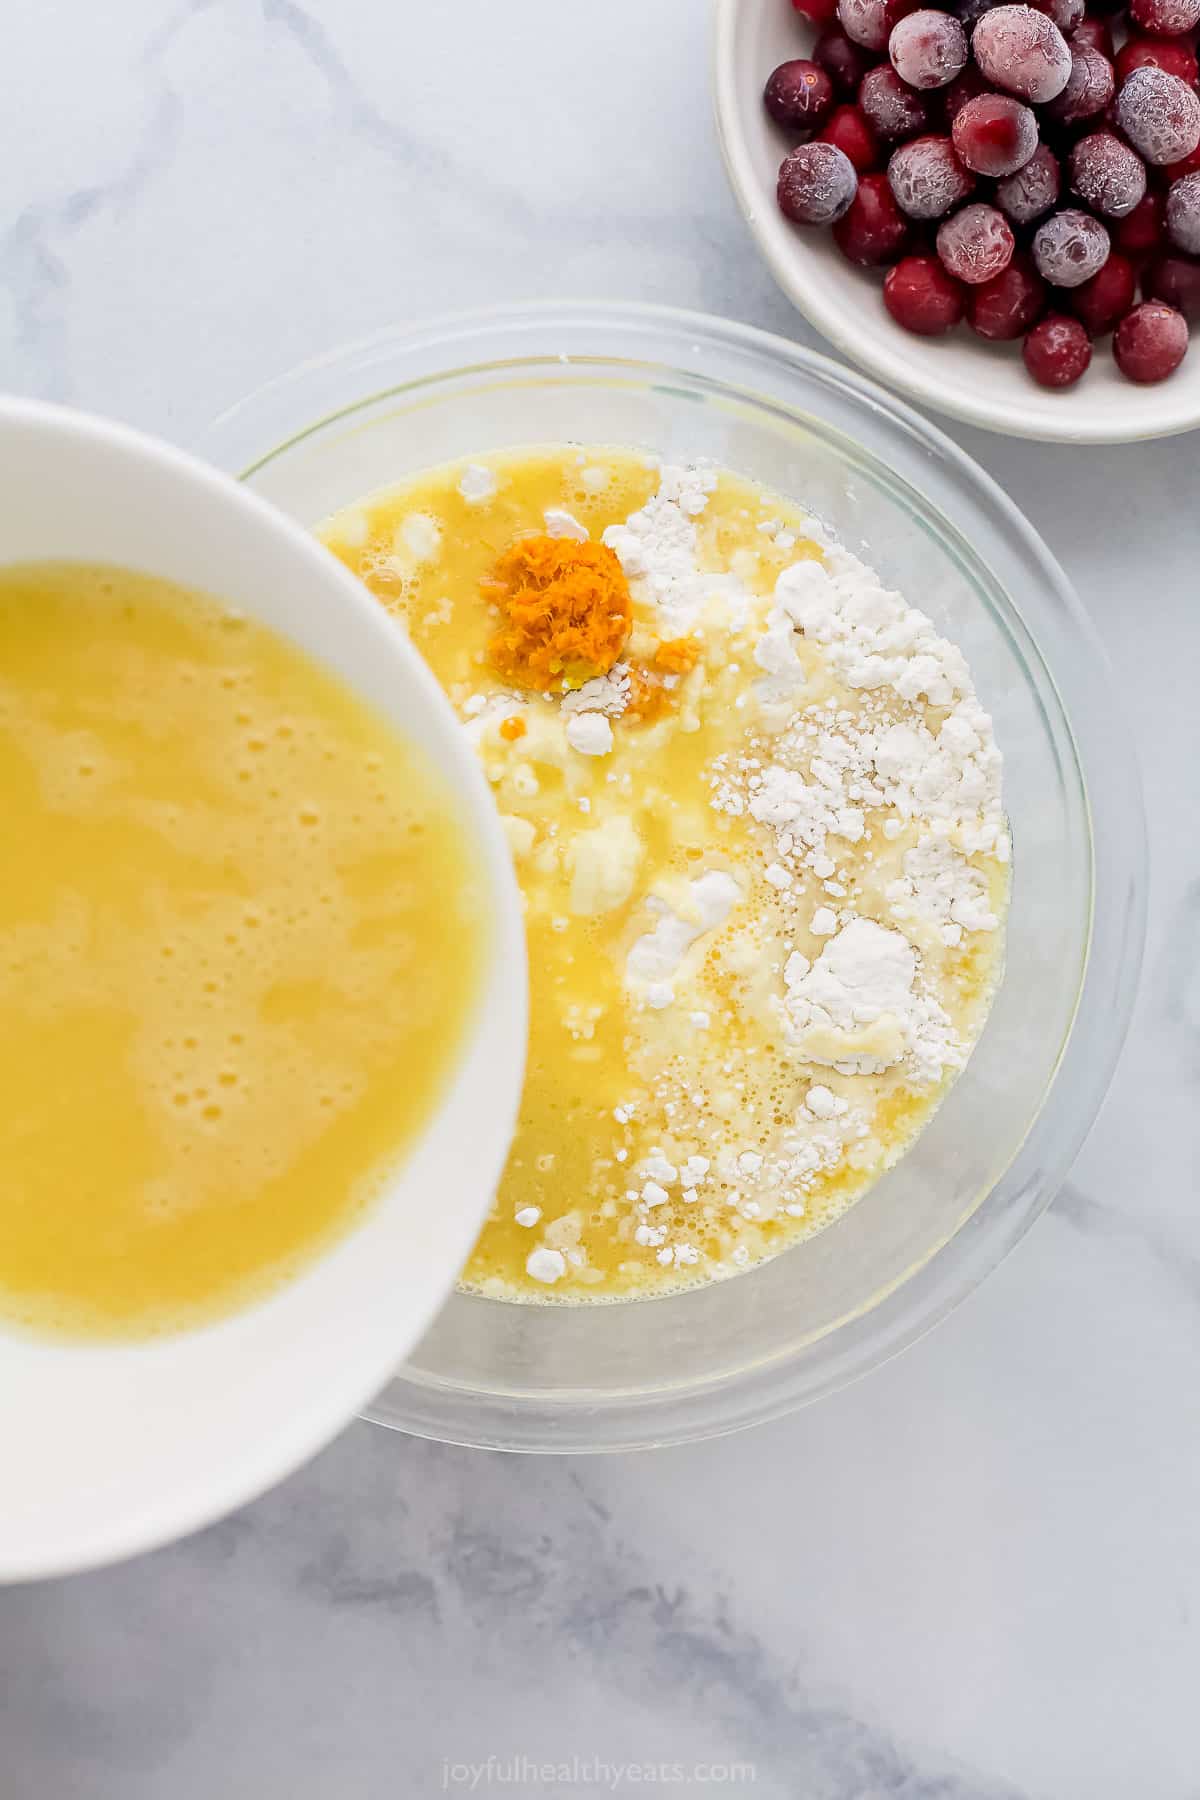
<box><xmin>0</xmin><ymin>563</ymin><xmax>485</xmax><ymax>1339</ymax></box>
<box><xmin>322</xmin><ymin>448</ymin><xmax>1008</xmax><ymax>1301</ymax></box>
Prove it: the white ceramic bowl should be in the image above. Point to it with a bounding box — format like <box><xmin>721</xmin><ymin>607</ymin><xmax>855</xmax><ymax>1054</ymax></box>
<box><xmin>0</xmin><ymin>398</ymin><xmax>526</xmax><ymax>1580</ymax></box>
<box><xmin>713</xmin><ymin>0</ymin><xmax>1200</xmax><ymax>443</ymax></box>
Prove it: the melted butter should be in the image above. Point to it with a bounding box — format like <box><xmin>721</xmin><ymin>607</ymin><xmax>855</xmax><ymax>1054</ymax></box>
<box><xmin>322</xmin><ymin>448</ymin><xmax>1007</xmax><ymax>1302</ymax></box>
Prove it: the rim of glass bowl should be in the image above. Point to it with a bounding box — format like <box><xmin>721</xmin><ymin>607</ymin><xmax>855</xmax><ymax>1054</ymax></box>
<box><xmin>201</xmin><ymin>301</ymin><xmax>1147</xmax><ymax>1453</ymax></box>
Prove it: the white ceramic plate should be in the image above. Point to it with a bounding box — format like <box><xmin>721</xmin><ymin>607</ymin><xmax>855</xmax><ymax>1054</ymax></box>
<box><xmin>0</xmin><ymin>400</ymin><xmax>527</xmax><ymax>1581</ymax></box>
<box><xmin>713</xmin><ymin>0</ymin><xmax>1200</xmax><ymax>442</ymax></box>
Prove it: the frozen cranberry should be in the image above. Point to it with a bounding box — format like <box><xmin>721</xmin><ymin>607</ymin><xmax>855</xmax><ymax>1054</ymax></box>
<box><xmin>888</xmin><ymin>134</ymin><xmax>975</xmax><ymax>216</ymax></box>
<box><xmin>1045</xmin><ymin>45</ymin><xmax>1115</xmax><ymax>123</ymax></box>
<box><xmin>936</xmin><ymin>202</ymin><xmax>1016</xmax><ymax>280</ymax></box>
<box><xmin>973</xmin><ymin>6</ymin><xmax>1073</xmax><ymax>104</ymax></box>
<box><xmin>1033</xmin><ymin>207</ymin><xmax>1112</xmax><ymax>283</ymax></box>
<box><xmin>1144</xmin><ymin>251</ymin><xmax>1200</xmax><ymax>317</ymax></box>
<box><xmin>1069</xmin><ymin>132</ymin><xmax>1148</xmax><ymax>217</ymax></box>
<box><xmin>814</xmin><ymin>25</ymin><xmax>875</xmax><ymax>97</ymax></box>
<box><xmin>1114</xmin><ymin>189</ymin><xmax>1166</xmax><ymax>253</ymax></box>
<box><xmin>838</xmin><ymin>0</ymin><xmax>917</xmax><ymax>51</ymax></box>
<box><xmin>889</xmin><ymin>10</ymin><xmax>968</xmax><ymax>87</ymax></box>
<box><xmin>1068</xmin><ymin>250</ymin><xmax>1137</xmax><ymax>330</ymax></box>
<box><xmin>1030</xmin><ymin>0</ymin><xmax>1085</xmax><ymax>29</ymax></box>
<box><xmin>1166</xmin><ymin>169</ymin><xmax>1200</xmax><ymax>249</ymax></box>
<box><xmin>778</xmin><ymin>143</ymin><xmax>860</xmax><ymax>224</ymax></box>
<box><xmin>1128</xmin><ymin>0</ymin><xmax>1200</xmax><ymax>37</ymax></box>
<box><xmin>1071</xmin><ymin>16</ymin><xmax>1114</xmax><ymax>55</ymax></box>
<box><xmin>1113</xmin><ymin>299</ymin><xmax>1189</xmax><ymax>377</ymax></box>
<box><xmin>952</xmin><ymin>92</ymin><xmax>1039</xmax><ymax>174</ymax></box>
<box><xmin>833</xmin><ymin>171</ymin><xmax>914</xmax><ymax>260</ymax></box>
<box><xmin>818</xmin><ymin>102</ymin><xmax>883</xmax><ymax>170</ymax></box>
<box><xmin>956</xmin><ymin>0</ymin><xmax>1000</xmax><ymax>27</ymax></box>
<box><xmin>859</xmin><ymin>65</ymin><xmax>933</xmax><ymax>140</ymax></box>
<box><xmin>1115</xmin><ymin>67</ymin><xmax>1200</xmax><ymax>166</ymax></box>
<box><xmin>996</xmin><ymin>142</ymin><xmax>1062</xmax><ymax>220</ymax></box>
<box><xmin>883</xmin><ymin>254</ymin><xmax>968</xmax><ymax>330</ymax></box>
<box><xmin>765</xmin><ymin>61</ymin><xmax>837</xmax><ymax>136</ymax></box>
<box><xmin>1165</xmin><ymin>141</ymin><xmax>1200</xmax><ymax>181</ymax></box>
<box><xmin>793</xmin><ymin>0</ymin><xmax>841</xmax><ymax>22</ymax></box>
<box><xmin>1114</xmin><ymin>37</ymin><xmax>1200</xmax><ymax>86</ymax></box>
<box><xmin>967</xmin><ymin>253</ymin><xmax>1047</xmax><ymax>334</ymax></box>
<box><xmin>943</xmin><ymin>65</ymin><xmax>991</xmax><ymax>125</ymax></box>
<box><xmin>1023</xmin><ymin>313</ymin><xmax>1093</xmax><ymax>385</ymax></box>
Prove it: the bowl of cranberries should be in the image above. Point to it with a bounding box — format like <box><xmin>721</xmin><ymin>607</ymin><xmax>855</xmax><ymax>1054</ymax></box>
<box><xmin>714</xmin><ymin>0</ymin><xmax>1200</xmax><ymax>438</ymax></box>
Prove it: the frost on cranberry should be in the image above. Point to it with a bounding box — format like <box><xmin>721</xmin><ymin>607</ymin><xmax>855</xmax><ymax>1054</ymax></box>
<box><xmin>860</xmin><ymin>65</ymin><xmax>933</xmax><ymax>140</ymax></box>
<box><xmin>1068</xmin><ymin>251</ymin><xmax>1137</xmax><ymax>332</ymax></box>
<box><xmin>1032</xmin><ymin>207</ymin><xmax>1112</xmax><ymax>284</ymax></box>
<box><xmin>936</xmin><ymin>202</ymin><xmax>1017</xmax><ymax>281</ymax></box>
<box><xmin>778</xmin><ymin>143</ymin><xmax>860</xmax><ymax>225</ymax></box>
<box><xmin>833</xmin><ymin>171</ymin><xmax>914</xmax><ymax>261</ymax></box>
<box><xmin>1031</xmin><ymin>0</ymin><xmax>1085</xmax><ymax>29</ymax></box>
<box><xmin>764</xmin><ymin>60</ymin><xmax>836</xmax><ymax>136</ymax></box>
<box><xmin>967</xmin><ymin>253</ymin><xmax>1047</xmax><ymax>336</ymax></box>
<box><xmin>1045</xmin><ymin>44</ymin><xmax>1115</xmax><ymax>124</ymax></box>
<box><xmin>1071</xmin><ymin>16</ymin><xmax>1114</xmax><ymax>56</ymax></box>
<box><xmin>1166</xmin><ymin>171</ymin><xmax>1200</xmax><ymax>252</ymax></box>
<box><xmin>884</xmin><ymin>255</ymin><xmax>967</xmax><ymax>332</ymax></box>
<box><xmin>1069</xmin><ymin>132</ymin><xmax>1148</xmax><ymax>218</ymax></box>
<box><xmin>1114</xmin><ymin>67</ymin><xmax>1200</xmax><ymax>167</ymax></box>
<box><xmin>1128</xmin><ymin>0</ymin><xmax>1200</xmax><ymax>36</ymax></box>
<box><xmin>996</xmin><ymin>143</ymin><xmax>1061</xmax><ymax>222</ymax></box>
<box><xmin>952</xmin><ymin>92</ymin><xmax>1039</xmax><ymax>176</ymax></box>
<box><xmin>1144</xmin><ymin>252</ymin><xmax>1200</xmax><ymax>320</ymax></box>
<box><xmin>972</xmin><ymin>5</ymin><xmax>1073</xmax><ymax>104</ymax></box>
<box><xmin>1113</xmin><ymin>300</ymin><xmax>1189</xmax><ymax>381</ymax></box>
<box><xmin>888</xmin><ymin>135</ymin><xmax>975</xmax><ymax>218</ymax></box>
<box><xmin>838</xmin><ymin>0</ymin><xmax>914</xmax><ymax>50</ymax></box>
<box><xmin>889</xmin><ymin>10</ymin><xmax>968</xmax><ymax>87</ymax></box>
<box><xmin>1023</xmin><ymin>313</ymin><xmax>1093</xmax><ymax>387</ymax></box>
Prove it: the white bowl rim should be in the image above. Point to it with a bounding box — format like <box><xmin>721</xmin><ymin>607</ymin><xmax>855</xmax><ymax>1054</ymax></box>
<box><xmin>711</xmin><ymin>0</ymin><xmax>1200</xmax><ymax>446</ymax></box>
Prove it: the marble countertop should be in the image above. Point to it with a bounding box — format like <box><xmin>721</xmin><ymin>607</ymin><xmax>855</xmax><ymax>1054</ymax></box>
<box><xmin>1</xmin><ymin>3</ymin><xmax>1197</xmax><ymax>1795</ymax></box>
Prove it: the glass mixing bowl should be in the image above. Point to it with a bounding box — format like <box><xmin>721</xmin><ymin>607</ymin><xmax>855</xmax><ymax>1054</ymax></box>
<box><xmin>201</xmin><ymin>302</ymin><xmax>1145</xmax><ymax>1452</ymax></box>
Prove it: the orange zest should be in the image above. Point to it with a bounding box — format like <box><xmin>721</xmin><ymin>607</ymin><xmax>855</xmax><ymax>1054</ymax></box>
<box><xmin>485</xmin><ymin>535</ymin><xmax>632</xmax><ymax>693</ymax></box>
<box><xmin>499</xmin><ymin>714</ymin><xmax>527</xmax><ymax>742</ymax></box>
<box><xmin>654</xmin><ymin>636</ymin><xmax>701</xmax><ymax>675</ymax></box>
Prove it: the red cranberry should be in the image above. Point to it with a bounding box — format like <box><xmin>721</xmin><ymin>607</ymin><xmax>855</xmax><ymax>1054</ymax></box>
<box><xmin>1114</xmin><ymin>189</ymin><xmax>1166</xmax><ymax>253</ymax></box>
<box><xmin>1115</xmin><ymin>68</ymin><xmax>1200</xmax><ymax>166</ymax></box>
<box><xmin>1071</xmin><ymin>16</ymin><xmax>1114</xmax><ymax>53</ymax></box>
<box><xmin>1030</xmin><ymin>0</ymin><xmax>1085</xmax><ymax>29</ymax></box>
<box><xmin>1128</xmin><ymin>0</ymin><xmax>1200</xmax><ymax>37</ymax></box>
<box><xmin>833</xmin><ymin>171</ymin><xmax>914</xmax><ymax>260</ymax></box>
<box><xmin>889</xmin><ymin>10</ymin><xmax>968</xmax><ymax>87</ymax></box>
<box><xmin>888</xmin><ymin>133</ymin><xmax>975</xmax><ymax>216</ymax></box>
<box><xmin>818</xmin><ymin>103</ymin><xmax>883</xmax><ymax>170</ymax></box>
<box><xmin>996</xmin><ymin>142</ymin><xmax>1062</xmax><ymax>221</ymax></box>
<box><xmin>1023</xmin><ymin>313</ymin><xmax>1093</xmax><ymax>385</ymax></box>
<box><xmin>814</xmin><ymin>26</ymin><xmax>876</xmax><ymax>97</ymax></box>
<box><xmin>1069</xmin><ymin>132</ymin><xmax>1148</xmax><ymax>218</ymax></box>
<box><xmin>952</xmin><ymin>92</ymin><xmax>1040</xmax><ymax>175</ymax></box>
<box><xmin>1033</xmin><ymin>207</ymin><xmax>1112</xmax><ymax>283</ymax></box>
<box><xmin>778</xmin><ymin>143</ymin><xmax>860</xmax><ymax>225</ymax></box>
<box><xmin>793</xmin><ymin>0</ymin><xmax>841</xmax><ymax>21</ymax></box>
<box><xmin>1068</xmin><ymin>251</ymin><xmax>1138</xmax><ymax>330</ymax></box>
<box><xmin>1045</xmin><ymin>45</ymin><xmax>1115</xmax><ymax>123</ymax></box>
<box><xmin>838</xmin><ymin>0</ymin><xmax>918</xmax><ymax>51</ymax></box>
<box><xmin>967</xmin><ymin>253</ymin><xmax>1047</xmax><ymax>335</ymax></box>
<box><xmin>943</xmin><ymin>65</ymin><xmax>991</xmax><ymax>125</ymax></box>
<box><xmin>1114</xmin><ymin>36</ymin><xmax>1200</xmax><ymax>86</ymax></box>
<box><xmin>1144</xmin><ymin>251</ymin><xmax>1200</xmax><ymax>317</ymax></box>
<box><xmin>1113</xmin><ymin>300</ymin><xmax>1189</xmax><ymax>378</ymax></box>
<box><xmin>937</xmin><ymin>202</ymin><xmax>1016</xmax><ymax>280</ymax></box>
<box><xmin>859</xmin><ymin>65</ymin><xmax>933</xmax><ymax>140</ymax></box>
<box><xmin>883</xmin><ymin>254</ymin><xmax>968</xmax><ymax>330</ymax></box>
<box><xmin>765</xmin><ymin>61</ymin><xmax>837</xmax><ymax>136</ymax></box>
<box><xmin>1166</xmin><ymin>169</ymin><xmax>1200</xmax><ymax>249</ymax></box>
<box><xmin>973</xmin><ymin>6</ymin><xmax>1073</xmax><ymax>104</ymax></box>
